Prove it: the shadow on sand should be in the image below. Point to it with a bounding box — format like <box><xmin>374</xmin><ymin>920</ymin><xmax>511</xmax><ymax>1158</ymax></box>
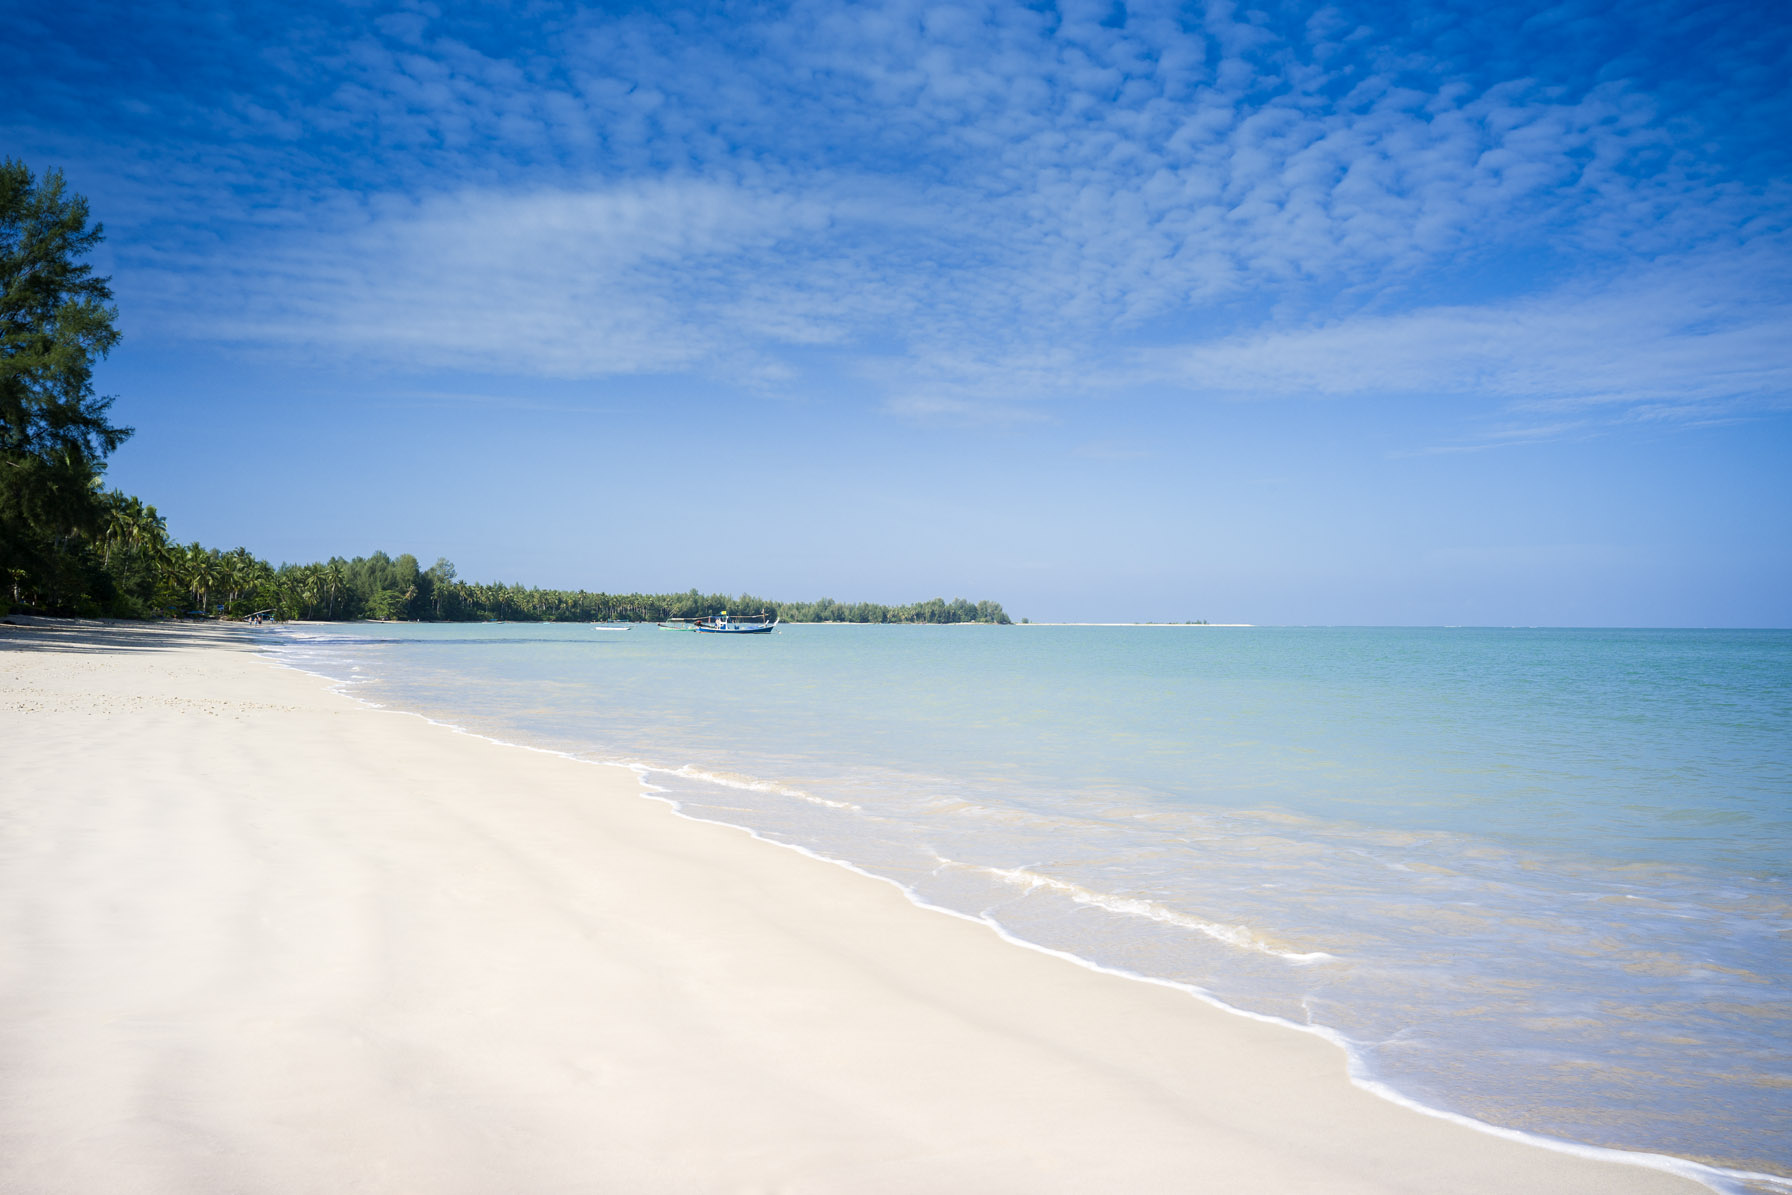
<box><xmin>0</xmin><ymin>616</ymin><xmax>271</xmax><ymax>656</ymax></box>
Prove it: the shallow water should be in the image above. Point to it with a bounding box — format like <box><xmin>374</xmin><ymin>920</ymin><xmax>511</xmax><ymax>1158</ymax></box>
<box><xmin>269</xmin><ymin>623</ymin><xmax>1792</xmax><ymax>1186</ymax></box>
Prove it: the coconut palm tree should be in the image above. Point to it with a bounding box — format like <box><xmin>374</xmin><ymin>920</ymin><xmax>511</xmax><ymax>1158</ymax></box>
<box><xmin>324</xmin><ymin>559</ymin><xmax>346</xmax><ymax>619</ymax></box>
<box><xmin>145</xmin><ymin>531</ymin><xmax>176</xmax><ymax>597</ymax></box>
<box><xmin>101</xmin><ymin>495</ymin><xmax>135</xmax><ymax>566</ymax></box>
<box><xmin>182</xmin><ymin>543</ymin><xmax>219</xmax><ymax>614</ymax></box>
<box><xmin>220</xmin><ymin>549</ymin><xmax>256</xmax><ymax>614</ymax></box>
<box><xmin>301</xmin><ymin>564</ymin><xmax>325</xmax><ymax>619</ymax></box>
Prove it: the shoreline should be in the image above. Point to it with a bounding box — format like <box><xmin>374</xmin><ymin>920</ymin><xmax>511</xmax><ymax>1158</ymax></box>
<box><xmin>272</xmin><ymin>628</ymin><xmax>1779</xmax><ymax>1194</ymax></box>
<box><xmin>1</xmin><ymin>619</ymin><xmax>1728</xmax><ymax>1192</ymax></box>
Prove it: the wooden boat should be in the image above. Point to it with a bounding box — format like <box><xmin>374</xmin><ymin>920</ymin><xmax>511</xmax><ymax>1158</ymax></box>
<box><xmin>692</xmin><ymin>610</ymin><xmax>778</xmax><ymax>634</ymax></box>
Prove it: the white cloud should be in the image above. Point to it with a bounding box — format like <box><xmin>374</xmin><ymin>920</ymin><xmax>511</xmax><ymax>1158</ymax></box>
<box><xmin>140</xmin><ymin>180</ymin><xmax>835</xmax><ymax>377</ymax></box>
<box><xmin>44</xmin><ymin>0</ymin><xmax>1787</xmax><ymax>424</ymax></box>
<box><xmin>1145</xmin><ymin>247</ymin><xmax>1792</xmax><ymax>436</ymax></box>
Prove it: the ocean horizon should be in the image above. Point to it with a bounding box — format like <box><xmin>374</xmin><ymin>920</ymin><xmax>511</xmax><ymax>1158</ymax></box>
<box><xmin>266</xmin><ymin>621</ymin><xmax>1791</xmax><ymax>1190</ymax></box>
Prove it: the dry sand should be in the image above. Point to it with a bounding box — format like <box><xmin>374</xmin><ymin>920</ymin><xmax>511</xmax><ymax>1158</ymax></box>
<box><xmin>0</xmin><ymin>619</ymin><xmax>1709</xmax><ymax>1193</ymax></box>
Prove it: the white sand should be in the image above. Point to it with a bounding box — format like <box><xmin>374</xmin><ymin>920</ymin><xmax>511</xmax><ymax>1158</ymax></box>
<box><xmin>0</xmin><ymin>619</ymin><xmax>1707</xmax><ymax>1193</ymax></box>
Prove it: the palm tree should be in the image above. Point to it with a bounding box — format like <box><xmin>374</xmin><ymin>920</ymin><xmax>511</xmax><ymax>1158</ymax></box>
<box><xmin>299</xmin><ymin>564</ymin><xmax>323</xmax><ymax>619</ymax></box>
<box><xmin>176</xmin><ymin>543</ymin><xmax>222</xmax><ymax>614</ymax></box>
<box><xmin>193</xmin><ymin>546</ymin><xmax>217</xmax><ymax>613</ymax></box>
<box><xmin>221</xmin><ymin>549</ymin><xmax>256</xmax><ymax>614</ymax></box>
<box><xmin>324</xmin><ymin>559</ymin><xmax>346</xmax><ymax>619</ymax></box>
<box><xmin>146</xmin><ymin>532</ymin><xmax>176</xmax><ymax>602</ymax></box>
<box><xmin>179</xmin><ymin>544</ymin><xmax>200</xmax><ymax>608</ymax></box>
<box><xmin>101</xmin><ymin>495</ymin><xmax>134</xmax><ymax>566</ymax></box>
<box><xmin>138</xmin><ymin>504</ymin><xmax>167</xmax><ymax>553</ymax></box>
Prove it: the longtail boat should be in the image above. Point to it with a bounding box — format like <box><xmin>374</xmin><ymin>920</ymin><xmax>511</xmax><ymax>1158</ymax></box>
<box><xmin>692</xmin><ymin>610</ymin><xmax>778</xmax><ymax>634</ymax></box>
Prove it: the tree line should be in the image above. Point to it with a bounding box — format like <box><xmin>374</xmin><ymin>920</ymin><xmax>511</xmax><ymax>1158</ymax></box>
<box><xmin>1</xmin><ymin>161</ymin><xmax>1011</xmax><ymax>627</ymax></box>
<box><xmin>46</xmin><ymin>512</ymin><xmax>1011</xmax><ymax>624</ymax></box>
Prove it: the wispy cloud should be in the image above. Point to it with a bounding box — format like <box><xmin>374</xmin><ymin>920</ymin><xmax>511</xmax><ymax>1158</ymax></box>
<box><xmin>1145</xmin><ymin>246</ymin><xmax>1792</xmax><ymax>440</ymax></box>
<box><xmin>8</xmin><ymin>0</ymin><xmax>1789</xmax><ymax>426</ymax></box>
<box><xmin>1073</xmin><ymin>440</ymin><xmax>1156</xmax><ymax>461</ymax></box>
<box><xmin>1402</xmin><ymin>421</ymin><xmax>1595</xmax><ymax>456</ymax></box>
<box><xmin>389</xmin><ymin>390</ymin><xmax>623</xmax><ymax>416</ymax></box>
<box><xmin>881</xmin><ymin>393</ymin><xmax>1054</xmax><ymax>426</ymax></box>
<box><xmin>149</xmin><ymin>180</ymin><xmax>835</xmax><ymax>377</ymax></box>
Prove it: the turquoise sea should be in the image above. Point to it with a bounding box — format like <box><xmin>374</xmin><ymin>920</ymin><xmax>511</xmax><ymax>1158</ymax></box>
<box><xmin>267</xmin><ymin>624</ymin><xmax>1791</xmax><ymax>1189</ymax></box>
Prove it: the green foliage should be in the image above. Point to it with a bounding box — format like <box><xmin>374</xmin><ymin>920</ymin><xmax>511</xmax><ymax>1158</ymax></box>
<box><xmin>770</xmin><ymin>595</ymin><xmax>1010</xmax><ymax>624</ymax></box>
<box><xmin>0</xmin><ymin>162</ymin><xmax>1014</xmax><ymax>628</ymax></box>
<box><xmin>0</xmin><ymin>160</ymin><xmax>131</xmax><ymax>609</ymax></box>
<box><xmin>9</xmin><ymin>515</ymin><xmax>1019</xmax><ymax>624</ymax></box>
<box><xmin>235</xmin><ymin>565</ymin><xmax>1012</xmax><ymax>625</ymax></box>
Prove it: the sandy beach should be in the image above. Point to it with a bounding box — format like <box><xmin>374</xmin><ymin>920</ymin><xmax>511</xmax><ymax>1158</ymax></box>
<box><xmin>0</xmin><ymin>619</ymin><xmax>1709</xmax><ymax>1193</ymax></box>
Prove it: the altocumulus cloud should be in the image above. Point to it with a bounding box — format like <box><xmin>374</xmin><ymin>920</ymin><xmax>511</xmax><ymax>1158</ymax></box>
<box><xmin>173</xmin><ymin>181</ymin><xmax>840</xmax><ymax>378</ymax></box>
<box><xmin>8</xmin><ymin>0</ymin><xmax>1788</xmax><ymax>426</ymax></box>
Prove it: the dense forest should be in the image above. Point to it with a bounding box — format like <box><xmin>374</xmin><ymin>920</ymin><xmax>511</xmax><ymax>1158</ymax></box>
<box><xmin>28</xmin><ymin>517</ymin><xmax>1011</xmax><ymax>624</ymax></box>
<box><xmin>0</xmin><ymin>161</ymin><xmax>1011</xmax><ymax>627</ymax></box>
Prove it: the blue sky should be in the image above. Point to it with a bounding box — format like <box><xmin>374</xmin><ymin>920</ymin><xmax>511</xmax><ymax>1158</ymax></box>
<box><xmin>5</xmin><ymin>0</ymin><xmax>1789</xmax><ymax>623</ymax></box>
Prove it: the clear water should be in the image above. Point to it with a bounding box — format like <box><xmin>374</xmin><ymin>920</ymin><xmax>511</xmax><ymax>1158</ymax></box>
<box><xmin>267</xmin><ymin>623</ymin><xmax>1792</xmax><ymax>1186</ymax></box>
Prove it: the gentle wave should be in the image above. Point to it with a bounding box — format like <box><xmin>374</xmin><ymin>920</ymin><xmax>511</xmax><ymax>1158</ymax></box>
<box><xmin>258</xmin><ymin>625</ymin><xmax>1792</xmax><ymax>1190</ymax></box>
<box><xmin>650</xmin><ymin>763</ymin><xmax>863</xmax><ymax>811</ymax></box>
<box><xmin>948</xmin><ymin>859</ymin><xmax>1338</xmax><ymax>964</ymax></box>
